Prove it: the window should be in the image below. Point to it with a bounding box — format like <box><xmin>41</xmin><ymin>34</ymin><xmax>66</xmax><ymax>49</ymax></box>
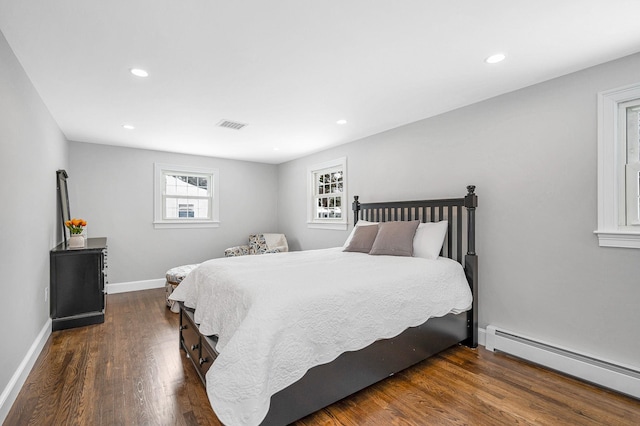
<box><xmin>595</xmin><ymin>83</ymin><xmax>640</xmax><ymax>248</ymax></box>
<box><xmin>308</xmin><ymin>157</ymin><xmax>347</xmax><ymax>230</ymax></box>
<box><xmin>623</xmin><ymin>101</ymin><xmax>640</xmax><ymax>225</ymax></box>
<box><xmin>154</xmin><ymin>163</ymin><xmax>220</xmax><ymax>229</ymax></box>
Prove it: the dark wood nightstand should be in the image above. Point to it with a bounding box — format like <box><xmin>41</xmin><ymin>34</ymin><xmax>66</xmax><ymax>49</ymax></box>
<box><xmin>50</xmin><ymin>237</ymin><xmax>107</xmax><ymax>331</ymax></box>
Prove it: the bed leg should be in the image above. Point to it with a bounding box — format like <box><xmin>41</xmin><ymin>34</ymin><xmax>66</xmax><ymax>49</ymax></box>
<box><xmin>464</xmin><ymin>254</ymin><xmax>478</xmax><ymax>348</ymax></box>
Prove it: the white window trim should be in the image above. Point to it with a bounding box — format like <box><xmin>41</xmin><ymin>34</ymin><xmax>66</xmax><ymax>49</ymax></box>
<box><xmin>154</xmin><ymin>163</ymin><xmax>220</xmax><ymax>229</ymax></box>
<box><xmin>307</xmin><ymin>157</ymin><xmax>348</xmax><ymax>230</ymax></box>
<box><xmin>595</xmin><ymin>82</ymin><xmax>640</xmax><ymax>248</ymax></box>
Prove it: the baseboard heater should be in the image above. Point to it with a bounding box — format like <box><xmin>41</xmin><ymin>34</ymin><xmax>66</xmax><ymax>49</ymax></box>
<box><xmin>485</xmin><ymin>326</ymin><xmax>640</xmax><ymax>400</ymax></box>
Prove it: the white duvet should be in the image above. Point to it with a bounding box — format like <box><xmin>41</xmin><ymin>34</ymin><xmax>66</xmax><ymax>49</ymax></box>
<box><xmin>169</xmin><ymin>247</ymin><xmax>472</xmax><ymax>426</ymax></box>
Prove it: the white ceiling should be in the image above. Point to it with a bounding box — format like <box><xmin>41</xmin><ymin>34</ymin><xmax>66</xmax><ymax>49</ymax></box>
<box><xmin>2</xmin><ymin>1</ymin><xmax>640</xmax><ymax>164</ymax></box>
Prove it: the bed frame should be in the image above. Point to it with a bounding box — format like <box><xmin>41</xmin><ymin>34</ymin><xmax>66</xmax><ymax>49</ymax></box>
<box><xmin>179</xmin><ymin>185</ymin><xmax>478</xmax><ymax>425</ymax></box>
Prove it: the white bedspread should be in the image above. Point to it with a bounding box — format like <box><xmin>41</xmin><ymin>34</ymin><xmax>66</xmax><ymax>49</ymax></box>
<box><xmin>169</xmin><ymin>247</ymin><xmax>472</xmax><ymax>426</ymax></box>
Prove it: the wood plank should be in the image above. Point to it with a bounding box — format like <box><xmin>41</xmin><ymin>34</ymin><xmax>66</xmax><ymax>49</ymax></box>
<box><xmin>4</xmin><ymin>288</ymin><xmax>639</xmax><ymax>425</ymax></box>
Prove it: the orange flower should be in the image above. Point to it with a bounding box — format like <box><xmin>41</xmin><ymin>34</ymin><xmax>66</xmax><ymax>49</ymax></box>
<box><xmin>65</xmin><ymin>218</ymin><xmax>87</xmax><ymax>234</ymax></box>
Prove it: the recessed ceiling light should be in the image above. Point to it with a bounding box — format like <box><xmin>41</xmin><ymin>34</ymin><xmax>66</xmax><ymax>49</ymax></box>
<box><xmin>485</xmin><ymin>53</ymin><xmax>506</xmax><ymax>64</ymax></box>
<box><xmin>336</xmin><ymin>119</ymin><xmax>347</xmax><ymax>125</ymax></box>
<box><xmin>122</xmin><ymin>124</ymin><xmax>135</xmax><ymax>130</ymax></box>
<box><xmin>130</xmin><ymin>68</ymin><xmax>149</xmax><ymax>77</ymax></box>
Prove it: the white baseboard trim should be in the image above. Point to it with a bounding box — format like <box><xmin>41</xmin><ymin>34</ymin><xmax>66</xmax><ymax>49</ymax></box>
<box><xmin>0</xmin><ymin>318</ymin><xmax>51</xmax><ymax>424</ymax></box>
<box><xmin>485</xmin><ymin>325</ymin><xmax>640</xmax><ymax>399</ymax></box>
<box><xmin>106</xmin><ymin>278</ymin><xmax>165</xmax><ymax>294</ymax></box>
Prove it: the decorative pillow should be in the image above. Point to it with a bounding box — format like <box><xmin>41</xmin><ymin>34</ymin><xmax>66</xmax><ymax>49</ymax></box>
<box><xmin>249</xmin><ymin>234</ymin><xmax>269</xmax><ymax>254</ymax></box>
<box><xmin>343</xmin><ymin>224</ymin><xmax>379</xmax><ymax>253</ymax></box>
<box><xmin>413</xmin><ymin>221</ymin><xmax>448</xmax><ymax>260</ymax></box>
<box><xmin>369</xmin><ymin>221</ymin><xmax>420</xmax><ymax>257</ymax></box>
<box><xmin>343</xmin><ymin>220</ymin><xmax>378</xmax><ymax>247</ymax></box>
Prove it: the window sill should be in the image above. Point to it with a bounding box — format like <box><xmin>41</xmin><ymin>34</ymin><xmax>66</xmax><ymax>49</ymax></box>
<box><xmin>307</xmin><ymin>222</ymin><xmax>348</xmax><ymax>231</ymax></box>
<box><xmin>594</xmin><ymin>230</ymin><xmax>640</xmax><ymax>248</ymax></box>
<box><xmin>154</xmin><ymin>221</ymin><xmax>220</xmax><ymax>229</ymax></box>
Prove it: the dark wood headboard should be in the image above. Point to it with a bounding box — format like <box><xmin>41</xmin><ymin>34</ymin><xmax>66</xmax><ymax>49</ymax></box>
<box><xmin>351</xmin><ymin>185</ymin><xmax>478</xmax><ymax>347</ymax></box>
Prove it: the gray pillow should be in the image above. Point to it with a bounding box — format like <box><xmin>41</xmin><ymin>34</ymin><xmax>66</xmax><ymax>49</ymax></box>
<box><xmin>369</xmin><ymin>221</ymin><xmax>420</xmax><ymax>256</ymax></box>
<box><xmin>343</xmin><ymin>224</ymin><xmax>379</xmax><ymax>253</ymax></box>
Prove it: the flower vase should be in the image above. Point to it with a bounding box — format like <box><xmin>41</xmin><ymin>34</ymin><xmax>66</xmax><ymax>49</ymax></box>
<box><xmin>68</xmin><ymin>233</ymin><xmax>85</xmax><ymax>248</ymax></box>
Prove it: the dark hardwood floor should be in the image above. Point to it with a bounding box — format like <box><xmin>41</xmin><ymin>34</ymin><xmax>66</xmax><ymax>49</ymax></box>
<box><xmin>5</xmin><ymin>288</ymin><xmax>639</xmax><ymax>425</ymax></box>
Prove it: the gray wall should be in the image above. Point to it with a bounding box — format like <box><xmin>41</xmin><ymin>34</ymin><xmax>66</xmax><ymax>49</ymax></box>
<box><xmin>68</xmin><ymin>142</ymin><xmax>278</xmax><ymax>284</ymax></box>
<box><xmin>0</xmin><ymin>31</ymin><xmax>68</xmax><ymax>396</ymax></box>
<box><xmin>278</xmin><ymin>52</ymin><xmax>640</xmax><ymax>370</ymax></box>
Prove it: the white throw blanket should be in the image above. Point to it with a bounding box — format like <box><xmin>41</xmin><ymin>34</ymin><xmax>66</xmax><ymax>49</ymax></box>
<box><xmin>170</xmin><ymin>247</ymin><xmax>472</xmax><ymax>426</ymax></box>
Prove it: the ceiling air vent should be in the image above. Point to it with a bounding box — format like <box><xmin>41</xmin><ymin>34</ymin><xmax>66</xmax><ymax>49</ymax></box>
<box><xmin>217</xmin><ymin>119</ymin><xmax>248</xmax><ymax>130</ymax></box>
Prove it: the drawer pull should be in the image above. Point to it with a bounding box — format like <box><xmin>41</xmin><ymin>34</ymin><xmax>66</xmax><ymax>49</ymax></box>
<box><xmin>199</xmin><ymin>357</ymin><xmax>209</xmax><ymax>366</ymax></box>
<box><xmin>191</xmin><ymin>344</ymin><xmax>199</xmax><ymax>351</ymax></box>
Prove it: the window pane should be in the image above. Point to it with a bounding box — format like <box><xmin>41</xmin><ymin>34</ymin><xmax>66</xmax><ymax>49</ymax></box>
<box><xmin>195</xmin><ymin>198</ymin><xmax>209</xmax><ymax>218</ymax></box>
<box><xmin>165</xmin><ymin>198</ymin><xmax>178</xmax><ymax>218</ymax></box>
<box><xmin>165</xmin><ymin>175</ymin><xmax>177</xmax><ymax>195</ymax></box>
<box><xmin>177</xmin><ymin>176</ymin><xmax>188</xmax><ymax>193</ymax></box>
<box><xmin>166</xmin><ymin>197</ymin><xmax>209</xmax><ymax>219</ymax></box>
<box><xmin>636</xmin><ymin>171</ymin><xmax>640</xmax><ymax>223</ymax></box>
<box><xmin>627</xmin><ymin>107</ymin><xmax>640</xmax><ymax>163</ymax></box>
<box><xmin>637</xmin><ymin>109</ymin><xmax>640</xmax><ymax>163</ymax></box>
<box><xmin>178</xmin><ymin>203</ymin><xmax>194</xmax><ymax>218</ymax></box>
<box><xmin>186</xmin><ymin>178</ymin><xmax>196</xmax><ymax>196</ymax></box>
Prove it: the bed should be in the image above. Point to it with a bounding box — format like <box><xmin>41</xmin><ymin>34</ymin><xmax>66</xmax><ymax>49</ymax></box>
<box><xmin>171</xmin><ymin>186</ymin><xmax>478</xmax><ymax>425</ymax></box>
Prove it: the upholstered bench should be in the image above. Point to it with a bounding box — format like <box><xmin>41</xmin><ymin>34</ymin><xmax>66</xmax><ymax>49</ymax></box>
<box><xmin>165</xmin><ymin>264</ymin><xmax>199</xmax><ymax>313</ymax></box>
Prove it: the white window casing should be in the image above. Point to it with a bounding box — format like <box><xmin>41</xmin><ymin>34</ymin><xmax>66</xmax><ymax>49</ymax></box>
<box><xmin>595</xmin><ymin>83</ymin><xmax>640</xmax><ymax>248</ymax></box>
<box><xmin>154</xmin><ymin>163</ymin><xmax>220</xmax><ymax>229</ymax></box>
<box><xmin>307</xmin><ymin>157</ymin><xmax>347</xmax><ymax>230</ymax></box>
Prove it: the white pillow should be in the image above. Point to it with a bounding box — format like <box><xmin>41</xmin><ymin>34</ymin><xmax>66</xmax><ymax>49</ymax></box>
<box><xmin>412</xmin><ymin>221</ymin><xmax>448</xmax><ymax>260</ymax></box>
<box><xmin>343</xmin><ymin>220</ymin><xmax>378</xmax><ymax>247</ymax></box>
